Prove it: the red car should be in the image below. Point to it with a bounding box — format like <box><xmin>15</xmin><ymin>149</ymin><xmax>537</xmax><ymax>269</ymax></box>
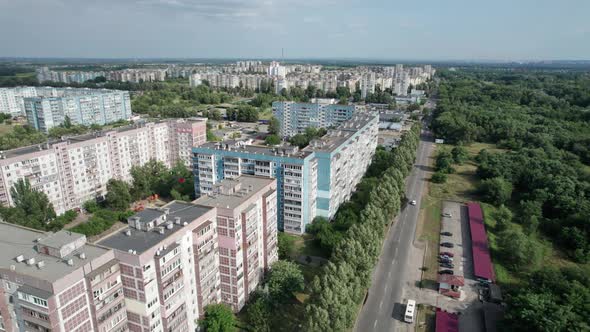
<box><xmin>440</xmin><ymin>251</ymin><xmax>454</xmax><ymax>257</ymax></box>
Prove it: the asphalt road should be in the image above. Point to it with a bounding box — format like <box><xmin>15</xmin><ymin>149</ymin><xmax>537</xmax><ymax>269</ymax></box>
<box><xmin>354</xmin><ymin>128</ymin><xmax>434</xmax><ymax>332</ymax></box>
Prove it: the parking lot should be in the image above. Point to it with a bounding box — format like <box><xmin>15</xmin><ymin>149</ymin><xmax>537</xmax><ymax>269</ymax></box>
<box><xmin>438</xmin><ymin>201</ymin><xmax>471</xmax><ymax>278</ymax></box>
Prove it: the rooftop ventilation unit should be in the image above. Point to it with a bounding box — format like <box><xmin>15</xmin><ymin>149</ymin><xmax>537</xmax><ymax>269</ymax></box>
<box><xmin>166</xmin><ymin>223</ymin><xmax>173</xmax><ymax>230</ymax></box>
<box><xmin>128</xmin><ymin>249</ymin><xmax>134</xmax><ymax>253</ymax></box>
<box><xmin>37</xmin><ymin>261</ymin><xmax>45</xmax><ymax>269</ymax></box>
<box><xmin>125</xmin><ymin>230</ymin><xmax>132</xmax><ymax>236</ymax></box>
<box><xmin>158</xmin><ymin>227</ymin><xmax>165</xmax><ymax>235</ymax></box>
<box><xmin>183</xmin><ymin>222</ymin><xmax>188</xmax><ymax>226</ymax></box>
<box><xmin>66</xmin><ymin>259</ymin><xmax>74</xmax><ymax>266</ymax></box>
<box><xmin>78</xmin><ymin>252</ymin><xmax>86</xmax><ymax>259</ymax></box>
<box><xmin>175</xmin><ymin>217</ymin><xmax>182</xmax><ymax>225</ymax></box>
<box><xmin>15</xmin><ymin>255</ymin><xmax>25</xmax><ymax>263</ymax></box>
<box><xmin>26</xmin><ymin>258</ymin><xmax>36</xmax><ymax>266</ymax></box>
<box><xmin>10</xmin><ymin>265</ymin><xmax>15</xmax><ymax>271</ymax></box>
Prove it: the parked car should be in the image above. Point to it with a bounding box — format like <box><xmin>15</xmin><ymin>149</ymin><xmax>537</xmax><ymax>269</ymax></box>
<box><xmin>439</xmin><ymin>256</ymin><xmax>454</xmax><ymax>262</ymax></box>
<box><xmin>440</xmin><ymin>262</ymin><xmax>454</xmax><ymax>269</ymax></box>
<box><xmin>409</xmin><ymin>200</ymin><xmax>417</xmax><ymax>206</ymax></box>
<box><xmin>440</xmin><ymin>251</ymin><xmax>454</xmax><ymax>257</ymax></box>
<box><xmin>442</xmin><ymin>212</ymin><xmax>452</xmax><ymax>217</ymax></box>
<box><xmin>438</xmin><ymin>269</ymin><xmax>454</xmax><ymax>275</ymax></box>
<box><xmin>440</xmin><ymin>231</ymin><xmax>453</xmax><ymax>236</ymax></box>
<box><xmin>441</xmin><ymin>242</ymin><xmax>455</xmax><ymax>248</ymax></box>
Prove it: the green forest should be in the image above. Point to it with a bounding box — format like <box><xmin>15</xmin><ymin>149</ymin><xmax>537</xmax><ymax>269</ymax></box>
<box><xmin>432</xmin><ymin>69</ymin><xmax>590</xmax><ymax>331</ymax></box>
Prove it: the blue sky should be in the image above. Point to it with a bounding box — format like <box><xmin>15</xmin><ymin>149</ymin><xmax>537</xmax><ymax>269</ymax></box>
<box><xmin>0</xmin><ymin>0</ymin><xmax>588</xmax><ymax>60</ymax></box>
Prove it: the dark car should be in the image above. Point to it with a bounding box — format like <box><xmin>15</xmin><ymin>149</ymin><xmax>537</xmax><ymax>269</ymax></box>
<box><xmin>438</xmin><ymin>269</ymin><xmax>454</xmax><ymax>275</ymax></box>
<box><xmin>439</xmin><ymin>255</ymin><xmax>454</xmax><ymax>261</ymax></box>
<box><xmin>440</xmin><ymin>262</ymin><xmax>454</xmax><ymax>269</ymax></box>
<box><xmin>441</xmin><ymin>231</ymin><xmax>453</xmax><ymax>236</ymax></box>
<box><xmin>440</xmin><ymin>242</ymin><xmax>454</xmax><ymax>248</ymax></box>
<box><xmin>439</xmin><ymin>257</ymin><xmax>453</xmax><ymax>263</ymax></box>
<box><xmin>440</xmin><ymin>251</ymin><xmax>454</xmax><ymax>257</ymax></box>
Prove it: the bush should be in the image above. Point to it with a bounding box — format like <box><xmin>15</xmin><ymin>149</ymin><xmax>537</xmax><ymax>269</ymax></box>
<box><xmin>431</xmin><ymin>172</ymin><xmax>447</xmax><ymax>183</ymax></box>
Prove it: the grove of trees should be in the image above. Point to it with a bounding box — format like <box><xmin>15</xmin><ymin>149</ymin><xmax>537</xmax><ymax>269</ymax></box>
<box><xmin>432</xmin><ymin>69</ymin><xmax>590</xmax><ymax>331</ymax></box>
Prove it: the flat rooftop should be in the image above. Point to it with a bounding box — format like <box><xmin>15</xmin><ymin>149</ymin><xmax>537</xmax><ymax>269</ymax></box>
<box><xmin>0</xmin><ymin>118</ymin><xmax>204</xmax><ymax>160</ymax></box>
<box><xmin>98</xmin><ymin>201</ymin><xmax>213</xmax><ymax>254</ymax></box>
<box><xmin>196</xmin><ymin>113</ymin><xmax>377</xmax><ymax>156</ymax></box>
<box><xmin>0</xmin><ymin>222</ymin><xmax>108</xmax><ymax>283</ymax></box>
<box><xmin>195</xmin><ymin>141</ymin><xmax>314</xmax><ymax>159</ymax></box>
<box><xmin>194</xmin><ymin>175</ymin><xmax>275</xmax><ymax>210</ymax></box>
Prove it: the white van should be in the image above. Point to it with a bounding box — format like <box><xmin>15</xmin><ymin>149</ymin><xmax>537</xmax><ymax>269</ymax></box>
<box><xmin>404</xmin><ymin>299</ymin><xmax>416</xmax><ymax>323</ymax></box>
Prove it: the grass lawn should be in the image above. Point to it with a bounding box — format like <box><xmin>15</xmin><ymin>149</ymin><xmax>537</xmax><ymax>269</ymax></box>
<box><xmin>415</xmin><ymin>304</ymin><xmax>436</xmax><ymax>332</ymax></box>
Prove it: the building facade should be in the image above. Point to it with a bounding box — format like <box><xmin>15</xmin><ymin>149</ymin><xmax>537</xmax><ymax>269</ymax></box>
<box><xmin>192</xmin><ymin>114</ymin><xmax>378</xmax><ymax>234</ymax></box>
<box><xmin>23</xmin><ymin>88</ymin><xmax>132</xmax><ymax>132</ymax></box>
<box><xmin>0</xmin><ymin>119</ymin><xmax>207</xmax><ymax>214</ymax></box>
<box><xmin>0</xmin><ymin>87</ymin><xmax>38</xmax><ymax>117</ymax></box>
<box><xmin>194</xmin><ymin>176</ymin><xmax>278</xmax><ymax>311</ymax></box>
<box><xmin>272</xmin><ymin>99</ymin><xmax>357</xmax><ymax>137</ymax></box>
<box><xmin>98</xmin><ymin>201</ymin><xmax>219</xmax><ymax>332</ymax></box>
<box><xmin>0</xmin><ymin>223</ymin><xmax>128</xmax><ymax>332</ymax></box>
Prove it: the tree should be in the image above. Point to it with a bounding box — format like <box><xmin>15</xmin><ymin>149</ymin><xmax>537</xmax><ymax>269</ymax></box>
<box><xmin>268</xmin><ymin>116</ymin><xmax>280</xmax><ymax>135</ymax></box>
<box><xmin>245</xmin><ymin>295</ymin><xmax>271</xmax><ymax>332</ymax></box>
<box><xmin>8</xmin><ymin>178</ymin><xmax>56</xmax><ymax>228</ymax></box>
<box><xmin>451</xmin><ymin>145</ymin><xmax>469</xmax><ymax>164</ymax></box>
<box><xmin>435</xmin><ymin>150</ymin><xmax>455</xmax><ymax>173</ymax></box>
<box><xmin>277</xmin><ymin>232</ymin><xmax>295</xmax><ymax>260</ymax></box>
<box><xmin>199</xmin><ymin>304</ymin><xmax>236</xmax><ymax>332</ymax></box>
<box><xmin>431</xmin><ymin>172</ymin><xmax>447</xmax><ymax>183</ymax></box>
<box><xmin>492</xmin><ymin>205</ymin><xmax>512</xmax><ymax>231</ymax></box>
<box><xmin>497</xmin><ymin>228</ymin><xmax>542</xmax><ymax>270</ymax></box>
<box><xmin>479</xmin><ymin>177</ymin><xmax>513</xmax><ymax>205</ymax></box>
<box><xmin>264</xmin><ymin>134</ymin><xmax>281</xmax><ymax>146</ymax></box>
<box><xmin>105</xmin><ymin>179</ymin><xmax>131</xmax><ymax>210</ymax></box>
<box><xmin>63</xmin><ymin>115</ymin><xmax>72</xmax><ymax>129</ymax></box>
<box><xmin>267</xmin><ymin>261</ymin><xmax>304</xmax><ymax>303</ymax></box>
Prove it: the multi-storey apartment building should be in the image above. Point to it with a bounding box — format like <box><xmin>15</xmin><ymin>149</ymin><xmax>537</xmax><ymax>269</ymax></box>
<box><xmin>98</xmin><ymin>201</ymin><xmax>219</xmax><ymax>332</ymax></box>
<box><xmin>192</xmin><ymin>114</ymin><xmax>378</xmax><ymax>234</ymax></box>
<box><xmin>360</xmin><ymin>72</ymin><xmax>376</xmax><ymax>99</ymax></box>
<box><xmin>272</xmin><ymin>99</ymin><xmax>357</xmax><ymax>137</ymax></box>
<box><xmin>0</xmin><ymin>87</ymin><xmax>38</xmax><ymax>117</ymax></box>
<box><xmin>0</xmin><ymin>118</ymin><xmax>206</xmax><ymax>214</ymax></box>
<box><xmin>194</xmin><ymin>176</ymin><xmax>278</xmax><ymax>311</ymax></box>
<box><xmin>0</xmin><ymin>223</ymin><xmax>128</xmax><ymax>332</ymax></box>
<box><xmin>168</xmin><ymin>119</ymin><xmax>207</xmax><ymax>167</ymax></box>
<box><xmin>23</xmin><ymin>88</ymin><xmax>132</xmax><ymax>132</ymax></box>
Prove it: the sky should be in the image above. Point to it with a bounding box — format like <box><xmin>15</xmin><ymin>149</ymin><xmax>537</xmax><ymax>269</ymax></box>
<box><xmin>0</xmin><ymin>0</ymin><xmax>589</xmax><ymax>61</ymax></box>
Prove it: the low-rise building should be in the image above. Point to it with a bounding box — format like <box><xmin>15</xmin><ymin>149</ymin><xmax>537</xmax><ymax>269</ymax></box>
<box><xmin>194</xmin><ymin>175</ymin><xmax>278</xmax><ymax>311</ymax></box>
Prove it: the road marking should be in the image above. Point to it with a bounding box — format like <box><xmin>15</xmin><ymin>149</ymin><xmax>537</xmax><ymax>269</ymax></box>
<box><xmin>374</xmin><ymin>320</ymin><xmax>378</xmax><ymax>329</ymax></box>
<box><xmin>380</xmin><ymin>299</ymin><xmax>384</xmax><ymax>309</ymax></box>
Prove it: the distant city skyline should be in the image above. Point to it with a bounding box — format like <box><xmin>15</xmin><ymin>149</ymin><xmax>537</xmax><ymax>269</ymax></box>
<box><xmin>1</xmin><ymin>0</ymin><xmax>589</xmax><ymax>61</ymax></box>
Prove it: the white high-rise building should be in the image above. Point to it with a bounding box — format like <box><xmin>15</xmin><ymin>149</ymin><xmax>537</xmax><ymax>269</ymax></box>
<box><xmin>360</xmin><ymin>72</ymin><xmax>376</xmax><ymax>99</ymax></box>
<box><xmin>0</xmin><ymin>87</ymin><xmax>43</xmax><ymax>117</ymax></box>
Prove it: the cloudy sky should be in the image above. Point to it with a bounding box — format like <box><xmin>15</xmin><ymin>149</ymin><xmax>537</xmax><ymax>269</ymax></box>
<box><xmin>0</xmin><ymin>0</ymin><xmax>588</xmax><ymax>60</ymax></box>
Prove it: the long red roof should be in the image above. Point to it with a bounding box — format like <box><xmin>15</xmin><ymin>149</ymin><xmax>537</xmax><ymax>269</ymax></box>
<box><xmin>467</xmin><ymin>202</ymin><xmax>496</xmax><ymax>282</ymax></box>
<box><xmin>436</xmin><ymin>308</ymin><xmax>459</xmax><ymax>332</ymax></box>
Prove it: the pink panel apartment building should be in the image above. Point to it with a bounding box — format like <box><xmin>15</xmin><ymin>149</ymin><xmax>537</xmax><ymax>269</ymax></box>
<box><xmin>194</xmin><ymin>175</ymin><xmax>279</xmax><ymax>311</ymax></box>
<box><xmin>0</xmin><ymin>223</ymin><xmax>127</xmax><ymax>332</ymax></box>
<box><xmin>0</xmin><ymin>118</ymin><xmax>206</xmax><ymax>215</ymax></box>
<box><xmin>98</xmin><ymin>201</ymin><xmax>219</xmax><ymax>332</ymax></box>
